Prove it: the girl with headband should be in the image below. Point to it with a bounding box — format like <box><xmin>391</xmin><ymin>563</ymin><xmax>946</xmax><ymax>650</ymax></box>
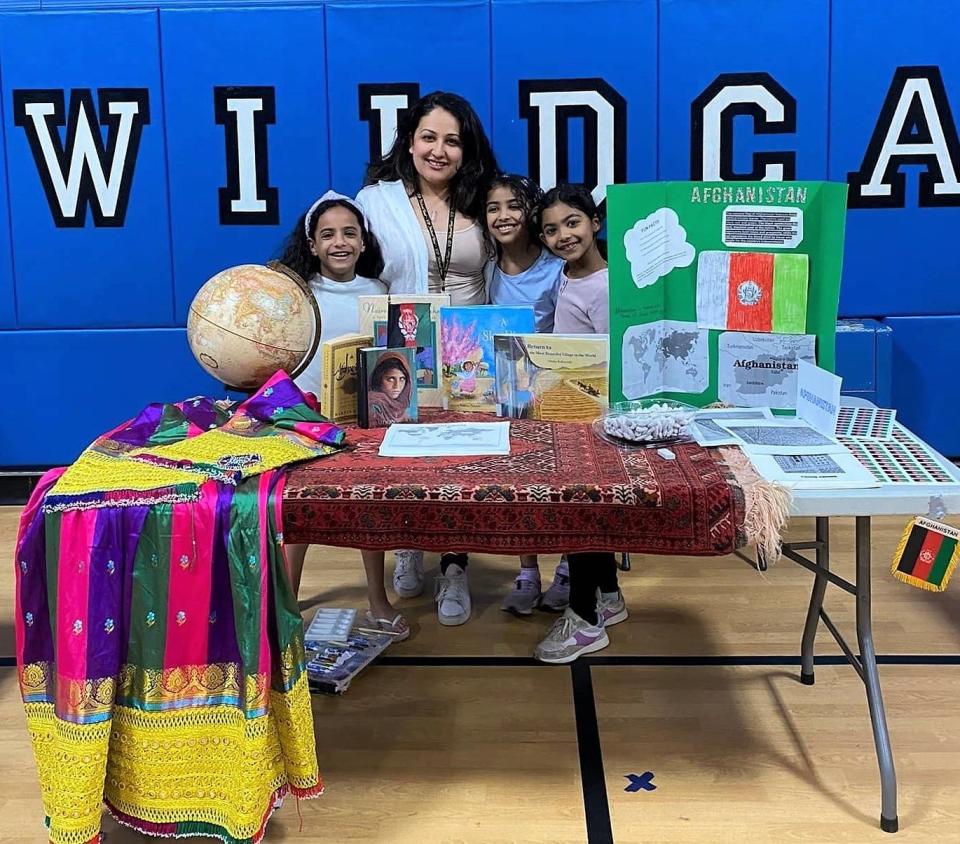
<box><xmin>277</xmin><ymin>195</ymin><xmax>412</xmax><ymax>641</ymax></box>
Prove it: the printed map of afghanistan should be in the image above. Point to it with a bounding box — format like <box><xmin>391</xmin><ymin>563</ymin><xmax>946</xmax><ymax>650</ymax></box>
<box><xmin>735</xmin><ymin>353</ymin><xmax>796</xmax><ymax>393</ymax></box>
<box><xmin>718</xmin><ymin>332</ymin><xmax>815</xmax><ymax>408</ymax></box>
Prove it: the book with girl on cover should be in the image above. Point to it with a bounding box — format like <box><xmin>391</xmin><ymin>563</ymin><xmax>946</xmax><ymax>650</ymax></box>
<box><xmin>357</xmin><ymin>346</ymin><xmax>418</xmax><ymax>428</ymax></box>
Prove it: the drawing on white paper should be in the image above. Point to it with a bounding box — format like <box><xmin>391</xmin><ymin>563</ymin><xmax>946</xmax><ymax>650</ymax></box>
<box><xmin>379</xmin><ymin>421</ymin><xmax>511</xmax><ymax>457</ymax></box>
<box><xmin>623</xmin><ymin>208</ymin><xmax>695</xmax><ymax>289</ymax></box>
<box><xmin>691</xmin><ymin>407</ymin><xmax>773</xmax><ymax>446</ymax></box>
<box><xmin>388</xmin><ymin>424</ymin><xmax>502</xmax><ymax>446</ymax></box>
<box><xmin>622</xmin><ymin>320</ymin><xmax>708</xmax><ymax>399</ymax></box>
<box><xmin>773</xmin><ymin>454</ymin><xmax>843</xmax><ymax>474</ymax></box>
<box><xmin>695</xmin><ymin>251</ymin><xmax>730</xmax><ymax>329</ymax></box>
<box><xmin>728</xmin><ymin>424</ymin><xmax>835</xmax><ymax>449</ymax></box>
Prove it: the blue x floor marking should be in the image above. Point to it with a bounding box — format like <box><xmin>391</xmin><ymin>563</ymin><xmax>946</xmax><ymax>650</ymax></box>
<box><xmin>624</xmin><ymin>772</ymin><xmax>657</xmax><ymax>792</ymax></box>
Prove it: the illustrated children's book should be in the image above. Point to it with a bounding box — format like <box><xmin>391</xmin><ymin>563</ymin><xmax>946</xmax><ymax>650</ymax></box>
<box><xmin>318</xmin><ymin>333</ymin><xmax>373</xmax><ymax>424</ymax></box>
<box><xmin>358</xmin><ymin>293</ymin><xmax>449</xmax><ymax>406</ymax></box>
<box><xmin>386</xmin><ymin>301</ymin><xmax>438</xmax><ymax>394</ymax></box>
<box><xmin>356</xmin><ymin>346</ymin><xmax>418</xmax><ymax>429</ymax></box>
<box><xmin>493</xmin><ymin>333</ymin><xmax>609</xmax><ymax>422</ymax></box>
<box><xmin>439</xmin><ymin>305</ymin><xmax>536</xmax><ymax>412</ymax></box>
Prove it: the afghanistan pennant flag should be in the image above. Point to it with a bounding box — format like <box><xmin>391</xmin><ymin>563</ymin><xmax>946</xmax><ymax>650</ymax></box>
<box><xmin>696</xmin><ymin>250</ymin><xmax>809</xmax><ymax>334</ymax></box>
<box><xmin>891</xmin><ymin>516</ymin><xmax>960</xmax><ymax>592</ymax></box>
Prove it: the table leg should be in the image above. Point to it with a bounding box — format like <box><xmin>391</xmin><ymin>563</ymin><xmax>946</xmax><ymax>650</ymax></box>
<box><xmin>800</xmin><ymin>516</ymin><xmax>830</xmax><ymax>685</ymax></box>
<box><xmin>856</xmin><ymin>516</ymin><xmax>899</xmax><ymax>833</ymax></box>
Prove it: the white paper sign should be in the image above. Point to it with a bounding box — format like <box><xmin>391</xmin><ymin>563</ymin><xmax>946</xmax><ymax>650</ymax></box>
<box><xmin>379</xmin><ymin>422</ymin><xmax>510</xmax><ymax>457</ymax></box>
<box><xmin>623</xmin><ymin>208</ymin><xmax>695</xmax><ymax>289</ymax></box>
<box><xmin>796</xmin><ymin>360</ymin><xmax>842</xmax><ymax>436</ymax></box>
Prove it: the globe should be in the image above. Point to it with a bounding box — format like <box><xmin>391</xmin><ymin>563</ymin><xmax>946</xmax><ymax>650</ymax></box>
<box><xmin>187</xmin><ymin>263</ymin><xmax>320</xmax><ymax>391</ymax></box>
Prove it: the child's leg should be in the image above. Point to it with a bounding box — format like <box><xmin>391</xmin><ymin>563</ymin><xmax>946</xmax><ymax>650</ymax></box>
<box><xmin>540</xmin><ymin>555</ymin><xmax>570</xmax><ymax>612</ymax></box>
<box><xmin>597</xmin><ymin>554</ymin><xmax>620</xmax><ymax>594</ymax></box>
<box><xmin>362</xmin><ymin>550</ymin><xmax>409</xmax><ymax>638</ymax></box>
<box><xmin>440</xmin><ymin>552</ymin><xmax>469</xmax><ymax>573</ymax></box>
<box><xmin>595</xmin><ymin>553</ymin><xmax>628</xmax><ymax>626</ymax></box>
<box><xmin>436</xmin><ymin>553</ymin><xmax>471</xmax><ymax>626</ymax></box>
<box><xmin>567</xmin><ymin>552</ymin><xmax>605</xmax><ymax>626</ymax></box>
<box><xmin>285</xmin><ymin>543</ymin><xmax>308</xmax><ymax>597</ymax></box>
<box><xmin>501</xmin><ymin>554</ymin><xmax>541</xmax><ymax>616</ymax></box>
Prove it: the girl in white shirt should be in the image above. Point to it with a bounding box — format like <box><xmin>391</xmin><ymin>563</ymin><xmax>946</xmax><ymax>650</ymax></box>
<box><xmin>278</xmin><ymin>193</ymin><xmax>411</xmax><ymax>641</ymax></box>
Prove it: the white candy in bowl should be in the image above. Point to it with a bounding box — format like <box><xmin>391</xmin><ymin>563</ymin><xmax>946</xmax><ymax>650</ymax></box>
<box><xmin>597</xmin><ymin>400</ymin><xmax>696</xmax><ymax>446</ymax></box>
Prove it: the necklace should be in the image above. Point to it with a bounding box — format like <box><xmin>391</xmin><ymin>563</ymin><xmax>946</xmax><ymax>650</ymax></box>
<box><xmin>415</xmin><ymin>190</ymin><xmax>456</xmax><ymax>283</ymax></box>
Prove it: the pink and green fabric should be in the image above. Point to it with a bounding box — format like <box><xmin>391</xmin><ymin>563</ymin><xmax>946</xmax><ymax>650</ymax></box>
<box><xmin>15</xmin><ymin>372</ymin><xmax>343</xmax><ymax>844</ymax></box>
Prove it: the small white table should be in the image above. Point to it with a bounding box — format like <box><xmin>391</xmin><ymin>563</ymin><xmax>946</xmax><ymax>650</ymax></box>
<box><xmin>760</xmin><ymin>399</ymin><xmax>960</xmax><ymax>833</ymax></box>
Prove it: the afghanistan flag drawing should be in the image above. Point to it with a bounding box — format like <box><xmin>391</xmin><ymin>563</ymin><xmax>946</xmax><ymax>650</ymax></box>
<box><xmin>696</xmin><ymin>250</ymin><xmax>809</xmax><ymax>334</ymax></box>
<box><xmin>891</xmin><ymin>516</ymin><xmax>960</xmax><ymax>592</ymax></box>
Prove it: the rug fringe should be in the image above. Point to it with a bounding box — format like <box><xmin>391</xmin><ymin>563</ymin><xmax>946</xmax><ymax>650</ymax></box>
<box><xmin>720</xmin><ymin>447</ymin><xmax>792</xmax><ymax>564</ymax></box>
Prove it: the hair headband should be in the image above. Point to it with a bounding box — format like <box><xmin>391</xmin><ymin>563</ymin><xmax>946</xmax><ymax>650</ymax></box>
<box><xmin>304</xmin><ymin>190</ymin><xmax>365</xmax><ymax>239</ymax></box>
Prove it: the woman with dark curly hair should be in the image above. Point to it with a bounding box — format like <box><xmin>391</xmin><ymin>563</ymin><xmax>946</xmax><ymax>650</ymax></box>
<box><xmin>356</xmin><ymin>90</ymin><xmax>499</xmax><ymax>303</ymax></box>
<box><xmin>355</xmin><ymin>91</ymin><xmax>500</xmax><ymax>625</ymax></box>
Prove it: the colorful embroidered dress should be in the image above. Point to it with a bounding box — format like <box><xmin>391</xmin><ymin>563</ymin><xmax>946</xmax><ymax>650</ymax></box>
<box><xmin>15</xmin><ymin>372</ymin><xmax>344</xmax><ymax>844</ymax></box>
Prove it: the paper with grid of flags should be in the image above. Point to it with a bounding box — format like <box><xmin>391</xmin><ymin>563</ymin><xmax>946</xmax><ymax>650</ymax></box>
<box><xmin>696</xmin><ymin>250</ymin><xmax>809</xmax><ymax>334</ymax></box>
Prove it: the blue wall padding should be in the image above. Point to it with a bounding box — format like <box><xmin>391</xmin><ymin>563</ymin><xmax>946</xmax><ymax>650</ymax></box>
<box><xmin>830</xmin><ymin>0</ymin><xmax>960</xmax><ymax>317</ymax></box>
<box><xmin>160</xmin><ymin>6</ymin><xmax>330</xmax><ymax>322</ymax></box>
<box><xmin>2</xmin><ymin>328</ymin><xmax>222</xmax><ymax>465</ymax></box>
<box><xmin>885</xmin><ymin>315</ymin><xmax>960</xmax><ymax>458</ymax></box>
<box><xmin>326</xmin><ymin>0</ymin><xmax>491</xmax><ymax>196</ymax></box>
<box><xmin>3</xmin><ymin>0</ymin><xmax>960</xmax><ymax>461</ymax></box>
<box><xmin>659</xmin><ymin>0</ymin><xmax>829</xmax><ymax>182</ymax></box>
<box><xmin>0</xmin><ymin>10</ymin><xmax>174</xmax><ymax>328</ymax></box>
<box><xmin>491</xmin><ymin>0</ymin><xmax>657</xmax><ymax>190</ymax></box>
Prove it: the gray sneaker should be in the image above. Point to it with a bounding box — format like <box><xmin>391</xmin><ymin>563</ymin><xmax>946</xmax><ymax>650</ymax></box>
<box><xmin>534</xmin><ymin>608</ymin><xmax>609</xmax><ymax>664</ymax></box>
<box><xmin>596</xmin><ymin>589</ymin><xmax>628</xmax><ymax>627</ymax></box>
<box><xmin>435</xmin><ymin>563</ymin><xmax>471</xmax><ymax>626</ymax></box>
<box><xmin>393</xmin><ymin>550</ymin><xmax>424</xmax><ymax>598</ymax></box>
<box><xmin>501</xmin><ymin>577</ymin><xmax>541</xmax><ymax>615</ymax></box>
<box><xmin>540</xmin><ymin>559</ymin><xmax>570</xmax><ymax>612</ymax></box>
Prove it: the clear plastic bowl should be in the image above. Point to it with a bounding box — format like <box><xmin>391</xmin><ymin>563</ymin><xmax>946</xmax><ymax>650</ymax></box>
<box><xmin>593</xmin><ymin>399</ymin><xmax>697</xmax><ymax>447</ymax></box>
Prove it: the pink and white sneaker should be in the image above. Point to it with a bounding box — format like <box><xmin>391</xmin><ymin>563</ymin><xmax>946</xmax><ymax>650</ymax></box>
<box><xmin>534</xmin><ymin>608</ymin><xmax>609</xmax><ymax>664</ymax></box>
<box><xmin>597</xmin><ymin>590</ymin><xmax>628</xmax><ymax>627</ymax></box>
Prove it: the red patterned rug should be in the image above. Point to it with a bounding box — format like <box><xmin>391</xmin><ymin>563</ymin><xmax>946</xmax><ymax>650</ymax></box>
<box><xmin>283</xmin><ymin>413</ymin><xmax>747</xmax><ymax>556</ymax></box>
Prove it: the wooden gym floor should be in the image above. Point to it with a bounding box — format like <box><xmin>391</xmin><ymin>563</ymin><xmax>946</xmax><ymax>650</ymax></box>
<box><xmin>1</xmin><ymin>506</ymin><xmax>959</xmax><ymax>842</ymax></box>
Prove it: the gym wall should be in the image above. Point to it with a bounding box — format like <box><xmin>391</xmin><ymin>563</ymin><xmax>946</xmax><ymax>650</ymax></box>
<box><xmin>2</xmin><ymin>0</ymin><xmax>959</xmax><ymax>464</ymax></box>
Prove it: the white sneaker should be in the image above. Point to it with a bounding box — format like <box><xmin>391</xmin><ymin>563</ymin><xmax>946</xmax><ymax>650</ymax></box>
<box><xmin>501</xmin><ymin>576</ymin><xmax>541</xmax><ymax>615</ymax></box>
<box><xmin>534</xmin><ymin>608</ymin><xmax>609</xmax><ymax>664</ymax></box>
<box><xmin>540</xmin><ymin>559</ymin><xmax>570</xmax><ymax>612</ymax></box>
<box><xmin>393</xmin><ymin>550</ymin><xmax>424</xmax><ymax>598</ymax></box>
<box><xmin>435</xmin><ymin>563</ymin><xmax>471</xmax><ymax>626</ymax></box>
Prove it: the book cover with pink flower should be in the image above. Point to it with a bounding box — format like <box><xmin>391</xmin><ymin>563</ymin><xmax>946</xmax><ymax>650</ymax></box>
<box><xmin>439</xmin><ymin>305</ymin><xmax>535</xmax><ymax>412</ymax></box>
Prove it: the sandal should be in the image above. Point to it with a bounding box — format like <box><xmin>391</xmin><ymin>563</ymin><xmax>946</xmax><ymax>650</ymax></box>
<box><xmin>364</xmin><ymin>610</ymin><xmax>411</xmax><ymax>642</ymax></box>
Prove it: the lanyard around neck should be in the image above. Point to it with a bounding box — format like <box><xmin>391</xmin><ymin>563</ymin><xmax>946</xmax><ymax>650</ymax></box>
<box><xmin>415</xmin><ymin>190</ymin><xmax>456</xmax><ymax>283</ymax></box>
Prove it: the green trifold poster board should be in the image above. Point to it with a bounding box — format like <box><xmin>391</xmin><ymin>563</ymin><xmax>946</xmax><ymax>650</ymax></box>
<box><xmin>606</xmin><ymin>181</ymin><xmax>847</xmax><ymax>408</ymax></box>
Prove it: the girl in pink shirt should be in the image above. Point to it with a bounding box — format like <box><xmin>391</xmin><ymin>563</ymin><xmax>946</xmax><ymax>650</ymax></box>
<box><xmin>530</xmin><ymin>185</ymin><xmax>625</xmax><ymax>663</ymax></box>
<box><xmin>537</xmin><ymin>184</ymin><xmax>609</xmax><ymax>335</ymax></box>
